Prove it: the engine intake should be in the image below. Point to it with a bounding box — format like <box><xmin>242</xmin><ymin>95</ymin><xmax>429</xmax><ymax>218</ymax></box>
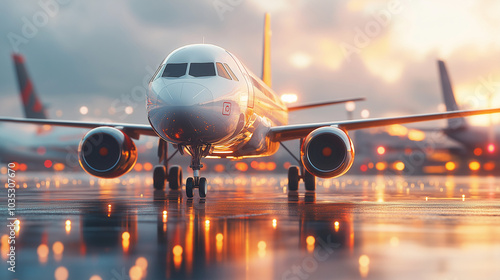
<box><xmin>78</xmin><ymin>127</ymin><xmax>137</xmax><ymax>178</ymax></box>
<box><xmin>301</xmin><ymin>126</ymin><xmax>354</xmax><ymax>178</ymax></box>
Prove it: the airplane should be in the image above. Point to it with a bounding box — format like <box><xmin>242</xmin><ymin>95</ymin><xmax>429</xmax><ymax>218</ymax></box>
<box><xmin>1</xmin><ymin>14</ymin><xmax>500</xmax><ymax>198</ymax></box>
<box><xmin>437</xmin><ymin>60</ymin><xmax>499</xmax><ymax>157</ymax></box>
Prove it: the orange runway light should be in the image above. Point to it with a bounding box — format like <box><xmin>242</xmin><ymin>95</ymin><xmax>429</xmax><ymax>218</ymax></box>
<box><xmin>445</xmin><ymin>161</ymin><xmax>456</xmax><ymax>171</ymax></box>
<box><xmin>235</xmin><ymin>162</ymin><xmax>248</xmax><ymax>172</ymax></box>
<box><xmin>469</xmin><ymin>161</ymin><xmax>480</xmax><ymax>171</ymax></box>
<box><xmin>487</xmin><ymin>144</ymin><xmax>495</xmax><ymax>153</ymax></box>
<box><xmin>375</xmin><ymin>162</ymin><xmax>387</xmax><ymax>171</ymax></box>
<box><xmin>143</xmin><ymin>162</ymin><xmax>153</xmax><ymax>171</ymax></box>
<box><xmin>134</xmin><ymin>163</ymin><xmax>143</xmax><ymax>172</ymax></box>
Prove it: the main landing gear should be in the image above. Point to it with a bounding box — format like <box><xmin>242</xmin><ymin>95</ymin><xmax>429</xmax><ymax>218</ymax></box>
<box><xmin>153</xmin><ymin>139</ymin><xmax>182</xmax><ymax>191</ymax></box>
<box><xmin>184</xmin><ymin>145</ymin><xmax>211</xmax><ymax>198</ymax></box>
<box><xmin>280</xmin><ymin>139</ymin><xmax>316</xmax><ymax>192</ymax></box>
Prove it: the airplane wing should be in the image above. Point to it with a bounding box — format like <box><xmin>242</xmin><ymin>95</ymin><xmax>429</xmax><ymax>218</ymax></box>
<box><xmin>269</xmin><ymin>107</ymin><xmax>500</xmax><ymax>141</ymax></box>
<box><xmin>0</xmin><ymin>117</ymin><xmax>156</xmax><ymax>139</ymax></box>
<box><xmin>287</xmin><ymin>97</ymin><xmax>365</xmax><ymax>112</ymax></box>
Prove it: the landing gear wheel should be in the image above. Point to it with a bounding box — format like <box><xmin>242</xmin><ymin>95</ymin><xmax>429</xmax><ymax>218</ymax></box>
<box><xmin>288</xmin><ymin>166</ymin><xmax>299</xmax><ymax>191</ymax></box>
<box><xmin>186</xmin><ymin>177</ymin><xmax>194</xmax><ymax>198</ymax></box>
<box><xmin>199</xmin><ymin>177</ymin><xmax>207</xmax><ymax>198</ymax></box>
<box><xmin>168</xmin><ymin>166</ymin><xmax>182</xmax><ymax>190</ymax></box>
<box><xmin>153</xmin><ymin>165</ymin><xmax>166</xmax><ymax>190</ymax></box>
<box><xmin>304</xmin><ymin>170</ymin><xmax>316</xmax><ymax>191</ymax></box>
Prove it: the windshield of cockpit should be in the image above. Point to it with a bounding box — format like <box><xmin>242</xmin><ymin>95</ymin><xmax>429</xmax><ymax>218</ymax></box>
<box><xmin>160</xmin><ymin>62</ymin><xmax>239</xmax><ymax>81</ymax></box>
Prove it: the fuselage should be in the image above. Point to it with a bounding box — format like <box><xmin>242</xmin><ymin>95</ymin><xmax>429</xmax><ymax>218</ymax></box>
<box><xmin>147</xmin><ymin>44</ymin><xmax>288</xmax><ymax>158</ymax></box>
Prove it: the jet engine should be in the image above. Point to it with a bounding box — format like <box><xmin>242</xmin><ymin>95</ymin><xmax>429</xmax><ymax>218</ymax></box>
<box><xmin>78</xmin><ymin>127</ymin><xmax>137</xmax><ymax>178</ymax></box>
<box><xmin>301</xmin><ymin>126</ymin><xmax>354</xmax><ymax>178</ymax></box>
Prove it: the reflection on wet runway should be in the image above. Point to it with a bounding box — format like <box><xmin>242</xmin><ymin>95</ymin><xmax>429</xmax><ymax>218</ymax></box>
<box><xmin>1</xmin><ymin>173</ymin><xmax>500</xmax><ymax>279</ymax></box>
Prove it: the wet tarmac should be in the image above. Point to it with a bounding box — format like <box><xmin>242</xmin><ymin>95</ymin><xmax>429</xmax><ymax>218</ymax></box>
<box><xmin>1</xmin><ymin>172</ymin><xmax>500</xmax><ymax>280</ymax></box>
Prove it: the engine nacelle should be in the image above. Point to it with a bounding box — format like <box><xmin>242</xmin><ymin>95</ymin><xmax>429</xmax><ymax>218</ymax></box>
<box><xmin>301</xmin><ymin>126</ymin><xmax>355</xmax><ymax>178</ymax></box>
<box><xmin>78</xmin><ymin>127</ymin><xmax>137</xmax><ymax>178</ymax></box>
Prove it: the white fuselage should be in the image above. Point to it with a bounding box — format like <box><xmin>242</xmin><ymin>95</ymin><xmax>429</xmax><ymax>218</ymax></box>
<box><xmin>147</xmin><ymin>44</ymin><xmax>287</xmax><ymax>158</ymax></box>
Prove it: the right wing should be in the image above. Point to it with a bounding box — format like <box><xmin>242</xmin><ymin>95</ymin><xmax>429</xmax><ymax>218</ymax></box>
<box><xmin>269</xmin><ymin>107</ymin><xmax>500</xmax><ymax>141</ymax></box>
<box><xmin>0</xmin><ymin>117</ymin><xmax>157</xmax><ymax>139</ymax></box>
<box><xmin>287</xmin><ymin>97</ymin><xmax>365</xmax><ymax>112</ymax></box>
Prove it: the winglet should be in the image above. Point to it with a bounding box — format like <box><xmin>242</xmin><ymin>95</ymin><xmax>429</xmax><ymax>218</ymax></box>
<box><xmin>438</xmin><ymin>60</ymin><xmax>467</xmax><ymax>130</ymax></box>
<box><xmin>12</xmin><ymin>53</ymin><xmax>47</xmax><ymax>119</ymax></box>
<box><xmin>262</xmin><ymin>13</ymin><xmax>272</xmax><ymax>88</ymax></box>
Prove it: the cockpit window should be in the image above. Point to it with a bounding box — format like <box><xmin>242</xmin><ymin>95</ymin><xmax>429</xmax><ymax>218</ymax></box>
<box><xmin>189</xmin><ymin>63</ymin><xmax>216</xmax><ymax>77</ymax></box>
<box><xmin>216</xmin><ymin>62</ymin><xmax>231</xmax><ymax>80</ymax></box>
<box><xmin>224</xmin><ymin>63</ymin><xmax>239</xmax><ymax>81</ymax></box>
<box><xmin>162</xmin><ymin>63</ymin><xmax>188</xmax><ymax>78</ymax></box>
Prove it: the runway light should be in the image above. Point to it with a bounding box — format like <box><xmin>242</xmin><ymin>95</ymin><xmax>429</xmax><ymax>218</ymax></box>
<box><xmin>37</xmin><ymin>244</ymin><xmax>49</xmax><ymax>259</ymax></box>
<box><xmin>89</xmin><ymin>276</ymin><xmax>102</xmax><ymax>280</ymax></box>
<box><xmin>44</xmin><ymin>160</ymin><xmax>53</xmax><ymax>168</ymax></box>
<box><xmin>214</xmin><ymin>164</ymin><xmax>225</xmax><ymax>173</ymax></box>
<box><xmin>216</xmin><ymin>233</ymin><xmax>224</xmax><ymax>242</ymax></box>
<box><xmin>484</xmin><ymin>162</ymin><xmax>495</xmax><ymax>171</ymax></box>
<box><xmin>360</xmin><ymin>164</ymin><xmax>368</xmax><ymax>172</ymax></box>
<box><xmin>334</xmin><ymin>221</ymin><xmax>340</xmax><ymax>232</ymax></box>
<box><xmin>134</xmin><ymin>163</ymin><xmax>143</xmax><ymax>172</ymax></box>
<box><xmin>445</xmin><ymin>161</ymin><xmax>456</xmax><ymax>171</ymax></box>
<box><xmin>306</xmin><ymin>236</ymin><xmax>315</xmax><ymax>246</ymax></box>
<box><xmin>375</xmin><ymin>162</ymin><xmax>387</xmax><ymax>171</ymax></box>
<box><xmin>122</xmin><ymin>232</ymin><xmax>130</xmax><ymax>240</ymax></box>
<box><xmin>272</xmin><ymin>219</ymin><xmax>277</xmax><ymax>229</ymax></box>
<box><xmin>473</xmin><ymin>148</ymin><xmax>483</xmax><ymax>156</ymax></box>
<box><xmin>129</xmin><ymin>265</ymin><xmax>142</xmax><ymax>280</ymax></box>
<box><xmin>266</xmin><ymin>162</ymin><xmax>276</xmax><ymax>171</ymax></box>
<box><xmin>143</xmin><ymin>162</ymin><xmax>153</xmax><ymax>171</ymax></box>
<box><xmin>55</xmin><ymin>266</ymin><xmax>69</xmax><ymax>280</ymax></box>
<box><xmin>173</xmin><ymin>245</ymin><xmax>183</xmax><ymax>256</ymax></box>
<box><xmin>394</xmin><ymin>161</ymin><xmax>405</xmax><ymax>171</ymax></box>
<box><xmin>408</xmin><ymin>129</ymin><xmax>426</xmax><ymax>141</ymax></box>
<box><xmin>376</xmin><ymin>146</ymin><xmax>386</xmax><ymax>155</ymax></box>
<box><xmin>136</xmin><ymin>257</ymin><xmax>148</xmax><ymax>271</ymax></box>
<box><xmin>280</xmin><ymin>93</ymin><xmax>298</xmax><ymax>103</ymax></box>
<box><xmin>53</xmin><ymin>163</ymin><xmax>65</xmax><ymax>171</ymax></box>
<box><xmin>469</xmin><ymin>161</ymin><xmax>480</xmax><ymax>171</ymax></box>
<box><xmin>361</xmin><ymin>109</ymin><xmax>370</xmax><ymax>118</ymax></box>
<box><xmin>79</xmin><ymin>106</ymin><xmax>88</xmax><ymax>115</ymax></box>
<box><xmin>359</xmin><ymin>255</ymin><xmax>370</xmax><ymax>267</ymax></box>
<box><xmin>235</xmin><ymin>162</ymin><xmax>249</xmax><ymax>172</ymax></box>
<box><xmin>487</xmin><ymin>144</ymin><xmax>495</xmax><ymax>153</ymax></box>
<box><xmin>53</xmin><ymin>241</ymin><xmax>64</xmax><ymax>255</ymax></box>
<box><xmin>125</xmin><ymin>106</ymin><xmax>134</xmax><ymax>115</ymax></box>
<box><xmin>462</xmin><ymin>194</ymin><xmax>465</xmax><ymax>201</ymax></box>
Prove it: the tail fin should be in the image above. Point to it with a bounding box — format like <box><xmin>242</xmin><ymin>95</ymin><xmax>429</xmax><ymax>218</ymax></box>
<box><xmin>12</xmin><ymin>53</ymin><xmax>47</xmax><ymax>119</ymax></box>
<box><xmin>262</xmin><ymin>13</ymin><xmax>272</xmax><ymax>88</ymax></box>
<box><xmin>438</xmin><ymin>60</ymin><xmax>467</xmax><ymax>130</ymax></box>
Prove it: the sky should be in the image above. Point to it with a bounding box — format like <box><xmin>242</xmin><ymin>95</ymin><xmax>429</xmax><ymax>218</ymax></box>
<box><xmin>1</xmin><ymin>0</ymin><xmax>500</xmax><ymax>127</ymax></box>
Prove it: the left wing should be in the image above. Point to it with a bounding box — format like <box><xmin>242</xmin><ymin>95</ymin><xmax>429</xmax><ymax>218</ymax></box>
<box><xmin>0</xmin><ymin>117</ymin><xmax>156</xmax><ymax>139</ymax></box>
<box><xmin>269</xmin><ymin>107</ymin><xmax>500</xmax><ymax>141</ymax></box>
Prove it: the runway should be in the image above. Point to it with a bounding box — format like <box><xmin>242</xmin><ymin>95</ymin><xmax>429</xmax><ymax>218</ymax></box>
<box><xmin>2</xmin><ymin>172</ymin><xmax>500</xmax><ymax>280</ymax></box>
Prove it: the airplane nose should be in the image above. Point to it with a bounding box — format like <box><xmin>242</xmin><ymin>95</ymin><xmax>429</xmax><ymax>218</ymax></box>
<box><xmin>158</xmin><ymin>82</ymin><xmax>213</xmax><ymax>106</ymax></box>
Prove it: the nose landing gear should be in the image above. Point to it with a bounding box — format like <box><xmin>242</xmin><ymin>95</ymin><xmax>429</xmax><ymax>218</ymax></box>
<box><xmin>185</xmin><ymin>145</ymin><xmax>210</xmax><ymax>198</ymax></box>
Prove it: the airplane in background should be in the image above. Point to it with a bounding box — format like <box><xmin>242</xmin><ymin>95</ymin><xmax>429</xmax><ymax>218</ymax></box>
<box><xmin>0</xmin><ymin>53</ymin><xmax>84</xmax><ymax>169</ymax></box>
<box><xmin>1</xmin><ymin>14</ymin><xmax>500</xmax><ymax>198</ymax></box>
<box><xmin>438</xmin><ymin>60</ymin><xmax>499</xmax><ymax>158</ymax></box>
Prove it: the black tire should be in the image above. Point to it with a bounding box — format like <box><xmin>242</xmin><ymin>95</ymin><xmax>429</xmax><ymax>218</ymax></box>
<box><xmin>288</xmin><ymin>166</ymin><xmax>300</xmax><ymax>191</ymax></box>
<box><xmin>199</xmin><ymin>177</ymin><xmax>207</xmax><ymax>198</ymax></box>
<box><xmin>168</xmin><ymin>165</ymin><xmax>182</xmax><ymax>190</ymax></box>
<box><xmin>153</xmin><ymin>165</ymin><xmax>166</xmax><ymax>190</ymax></box>
<box><xmin>304</xmin><ymin>170</ymin><xmax>316</xmax><ymax>191</ymax></box>
<box><xmin>186</xmin><ymin>177</ymin><xmax>194</xmax><ymax>198</ymax></box>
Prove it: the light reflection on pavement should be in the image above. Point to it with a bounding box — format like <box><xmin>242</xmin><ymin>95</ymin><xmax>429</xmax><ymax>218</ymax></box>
<box><xmin>1</xmin><ymin>173</ymin><xmax>500</xmax><ymax>280</ymax></box>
